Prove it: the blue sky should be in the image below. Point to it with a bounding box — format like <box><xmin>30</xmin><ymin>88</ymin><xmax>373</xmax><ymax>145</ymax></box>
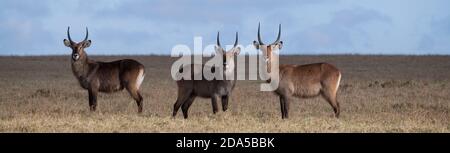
<box><xmin>0</xmin><ymin>0</ymin><xmax>449</xmax><ymax>55</ymax></box>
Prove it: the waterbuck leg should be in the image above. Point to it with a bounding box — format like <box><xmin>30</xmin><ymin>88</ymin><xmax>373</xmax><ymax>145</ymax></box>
<box><xmin>335</xmin><ymin>100</ymin><xmax>340</xmax><ymax>118</ymax></box>
<box><xmin>284</xmin><ymin>97</ymin><xmax>290</xmax><ymax>119</ymax></box>
<box><xmin>173</xmin><ymin>88</ymin><xmax>192</xmax><ymax>117</ymax></box>
<box><xmin>127</xmin><ymin>86</ymin><xmax>143</xmax><ymax>113</ymax></box>
<box><xmin>279</xmin><ymin>95</ymin><xmax>287</xmax><ymax>119</ymax></box>
<box><xmin>181</xmin><ymin>94</ymin><xmax>196</xmax><ymax>119</ymax></box>
<box><xmin>211</xmin><ymin>95</ymin><xmax>219</xmax><ymax>114</ymax></box>
<box><xmin>126</xmin><ymin>80</ymin><xmax>144</xmax><ymax>113</ymax></box>
<box><xmin>135</xmin><ymin>91</ymin><xmax>143</xmax><ymax>113</ymax></box>
<box><xmin>88</xmin><ymin>89</ymin><xmax>98</xmax><ymax>112</ymax></box>
<box><xmin>322</xmin><ymin>90</ymin><xmax>340</xmax><ymax>118</ymax></box>
<box><xmin>173</xmin><ymin>99</ymin><xmax>183</xmax><ymax>117</ymax></box>
<box><xmin>279</xmin><ymin>96</ymin><xmax>284</xmax><ymax>119</ymax></box>
<box><xmin>221</xmin><ymin>95</ymin><xmax>229</xmax><ymax>111</ymax></box>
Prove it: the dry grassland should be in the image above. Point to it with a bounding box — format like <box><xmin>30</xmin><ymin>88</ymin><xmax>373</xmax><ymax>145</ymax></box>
<box><xmin>0</xmin><ymin>55</ymin><xmax>448</xmax><ymax>132</ymax></box>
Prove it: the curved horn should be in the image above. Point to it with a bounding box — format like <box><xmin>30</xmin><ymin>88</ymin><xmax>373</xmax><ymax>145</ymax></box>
<box><xmin>257</xmin><ymin>22</ymin><xmax>265</xmax><ymax>45</ymax></box>
<box><xmin>83</xmin><ymin>27</ymin><xmax>89</xmax><ymax>42</ymax></box>
<box><xmin>216</xmin><ymin>31</ymin><xmax>221</xmax><ymax>47</ymax></box>
<box><xmin>67</xmin><ymin>27</ymin><xmax>73</xmax><ymax>43</ymax></box>
<box><xmin>272</xmin><ymin>24</ymin><xmax>281</xmax><ymax>45</ymax></box>
<box><xmin>234</xmin><ymin>32</ymin><xmax>238</xmax><ymax>47</ymax></box>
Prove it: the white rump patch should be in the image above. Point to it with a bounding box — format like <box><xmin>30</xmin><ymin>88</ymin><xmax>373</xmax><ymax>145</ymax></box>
<box><xmin>336</xmin><ymin>72</ymin><xmax>342</xmax><ymax>93</ymax></box>
<box><xmin>136</xmin><ymin>69</ymin><xmax>145</xmax><ymax>89</ymax></box>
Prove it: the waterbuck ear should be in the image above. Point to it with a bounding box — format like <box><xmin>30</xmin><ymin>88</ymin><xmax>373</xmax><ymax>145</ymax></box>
<box><xmin>83</xmin><ymin>40</ymin><xmax>92</xmax><ymax>48</ymax></box>
<box><xmin>276</xmin><ymin>41</ymin><xmax>283</xmax><ymax>50</ymax></box>
<box><xmin>233</xmin><ymin>46</ymin><xmax>241</xmax><ymax>55</ymax></box>
<box><xmin>215</xmin><ymin>45</ymin><xmax>223</xmax><ymax>55</ymax></box>
<box><xmin>253</xmin><ymin>40</ymin><xmax>260</xmax><ymax>49</ymax></box>
<box><xmin>63</xmin><ymin>39</ymin><xmax>71</xmax><ymax>47</ymax></box>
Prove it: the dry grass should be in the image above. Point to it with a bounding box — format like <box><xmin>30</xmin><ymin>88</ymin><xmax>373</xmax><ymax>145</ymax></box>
<box><xmin>0</xmin><ymin>55</ymin><xmax>449</xmax><ymax>132</ymax></box>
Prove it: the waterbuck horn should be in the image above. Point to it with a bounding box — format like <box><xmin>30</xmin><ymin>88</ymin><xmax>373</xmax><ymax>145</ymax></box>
<box><xmin>234</xmin><ymin>32</ymin><xmax>238</xmax><ymax>47</ymax></box>
<box><xmin>272</xmin><ymin>24</ymin><xmax>281</xmax><ymax>45</ymax></box>
<box><xmin>257</xmin><ymin>22</ymin><xmax>265</xmax><ymax>45</ymax></box>
<box><xmin>83</xmin><ymin>27</ymin><xmax>89</xmax><ymax>42</ymax></box>
<box><xmin>67</xmin><ymin>27</ymin><xmax>74</xmax><ymax>43</ymax></box>
<box><xmin>216</xmin><ymin>31</ymin><xmax>221</xmax><ymax>48</ymax></box>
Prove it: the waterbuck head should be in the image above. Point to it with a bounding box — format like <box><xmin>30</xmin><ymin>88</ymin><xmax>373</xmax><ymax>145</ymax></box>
<box><xmin>63</xmin><ymin>27</ymin><xmax>91</xmax><ymax>61</ymax></box>
<box><xmin>215</xmin><ymin>31</ymin><xmax>241</xmax><ymax>73</ymax></box>
<box><xmin>253</xmin><ymin>23</ymin><xmax>283</xmax><ymax>72</ymax></box>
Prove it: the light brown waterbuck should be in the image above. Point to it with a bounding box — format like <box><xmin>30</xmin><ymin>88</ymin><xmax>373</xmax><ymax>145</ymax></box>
<box><xmin>253</xmin><ymin>23</ymin><xmax>342</xmax><ymax>119</ymax></box>
<box><xmin>173</xmin><ymin>32</ymin><xmax>241</xmax><ymax>119</ymax></box>
<box><xmin>63</xmin><ymin>27</ymin><xmax>145</xmax><ymax>113</ymax></box>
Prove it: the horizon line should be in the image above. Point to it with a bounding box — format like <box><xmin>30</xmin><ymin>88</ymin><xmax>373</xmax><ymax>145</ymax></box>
<box><xmin>1</xmin><ymin>53</ymin><xmax>450</xmax><ymax>57</ymax></box>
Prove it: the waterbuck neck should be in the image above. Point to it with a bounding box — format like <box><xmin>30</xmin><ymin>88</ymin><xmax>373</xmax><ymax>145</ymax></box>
<box><xmin>219</xmin><ymin>65</ymin><xmax>237</xmax><ymax>90</ymax></box>
<box><xmin>220</xmin><ymin>75</ymin><xmax>237</xmax><ymax>92</ymax></box>
<box><xmin>263</xmin><ymin>50</ymin><xmax>280</xmax><ymax>82</ymax></box>
<box><xmin>71</xmin><ymin>54</ymin><xmax>92</xmax><ymax>79</ymax></box>
<box><xmin>265</xmin><ymin>50</ymin><xmax>280</xmax><ymax>75</ymax></box>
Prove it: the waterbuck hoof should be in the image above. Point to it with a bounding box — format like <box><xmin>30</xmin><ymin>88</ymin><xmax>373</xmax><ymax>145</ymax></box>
<box><xmin>335</xmin><ymin>114</ymin><xmax>340</xmax><ymax>118</ymax></box>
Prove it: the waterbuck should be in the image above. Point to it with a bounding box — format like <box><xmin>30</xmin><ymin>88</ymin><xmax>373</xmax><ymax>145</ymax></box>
<box><xmin>173</xmin><ymin>32</ymin><xmax>241</xmax><ymax>119</ymax></box>
<box><xmin>63</xmin><ymin>27</ymin><xmax>145</xmax><ymax>113</ymax></box>
<box><xmin>253</xmin><ymin>23</ymin><xmax>342</xmax><ymax>119</ymax></box>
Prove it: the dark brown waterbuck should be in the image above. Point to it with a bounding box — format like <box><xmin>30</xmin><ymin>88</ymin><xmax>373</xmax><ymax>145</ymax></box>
<box><xmin>63</xmin><ymin>27</ymin><xmax>145</xmax><ymax>113</ymax></box>
<box><xmin>253</xmin><ymin>23</ymin><xmax>342</xmax><ymax>119</ymax></box>
<box><xmin>173</xmin><ymin>32</ymin><xmax>241</xmax><ymax>119</ymax></box>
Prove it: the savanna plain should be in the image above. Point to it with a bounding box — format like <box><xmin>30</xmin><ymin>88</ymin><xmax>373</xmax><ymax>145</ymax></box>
<box><xmin>0</xmin><ymin>55</ymin><xmax>448</xmax><ymax>132</ymax></box>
